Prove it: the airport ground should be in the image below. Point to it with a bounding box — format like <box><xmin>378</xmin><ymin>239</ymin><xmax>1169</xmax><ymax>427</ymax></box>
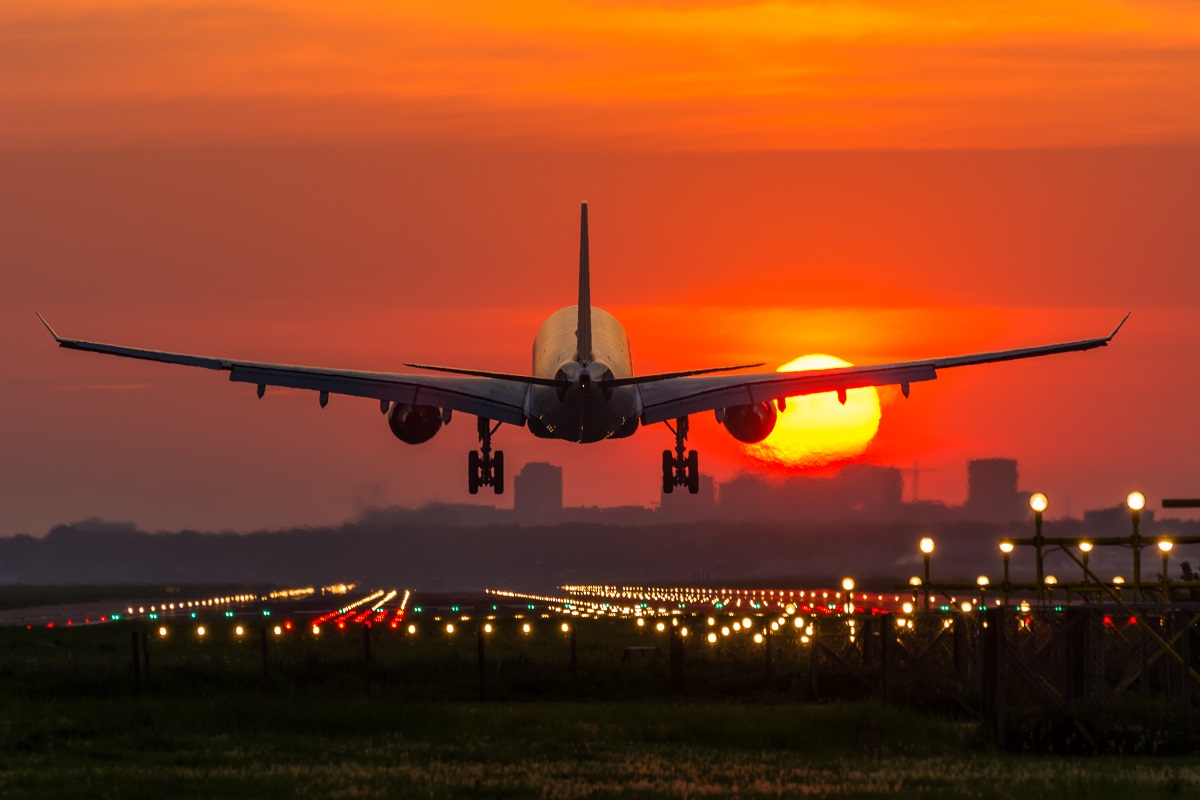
<box><xmin>2</xmin><ymin>586</ymin><xmax>1200</xmax><ymax>798</ymax></box>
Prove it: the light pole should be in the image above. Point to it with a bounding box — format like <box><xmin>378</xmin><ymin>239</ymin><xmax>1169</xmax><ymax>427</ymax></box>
<box><xmin>1113</xmin><ymin>575</ymin><xmax>1125</xmax><ymax>600</ymax></box>
<box><xmin>1159</xmin><ymin>540</ymin><xmax>1173</xmax><ymax>603</ymax></box>
<box><xmin>919</xmin><ymin>537</ymin><xmax>935</xmax><ymax>612</ymax></box>
<box><xmin>1030</xmin><ymin>493</ymin><xmax>1048</xmax><ymax>605</ymax></box>
<box><xmin>909</xmin><ymin>576</ymin><xmax>922</xmax><ymax>611</ymax></box>
<box><xmin>841</xmin><ymin>577</ymin><xmax>855</xmax><ymax>614</ymax></box>
<box><xmin>1045</xmin><ymin>575</ymin><xmax>1058</xmax><ymax>607</ymax></box>
<box><xmin>1079</xmin><ymin>541</ymin><xmax>1093</xmax><ymax>597</ymax></box>
<box><xmin>977</xmin><ymin>576</ymin><xmax>989</xmax><ymax>607</ymax></box>
<box><xmin>1128</xmin><ymin>491</ymin><xmax>1145</xmax><ymax>602</ymax></box>
<box><xmin>999</xmin><ymin>541</ymin><xmax>1014</xmax><ymax>606</ymax></box>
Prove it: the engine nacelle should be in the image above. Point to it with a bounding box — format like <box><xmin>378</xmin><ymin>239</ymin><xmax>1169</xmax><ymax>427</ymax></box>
<box><xmin>718</xmin><ymin>401</ymin><xmax>778</xmax><ymax>444</ymax></box>
<box><xmin>386</xmin><ymin>403</ymin><xmax>444</xmax><ymax>445</ymax></box>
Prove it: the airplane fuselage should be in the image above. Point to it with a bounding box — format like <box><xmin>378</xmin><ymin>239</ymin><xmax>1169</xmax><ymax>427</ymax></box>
<box><xmin>525</xmin><ymin>305</ymin><xmax>641</xmax><ymax>442</ymax></box>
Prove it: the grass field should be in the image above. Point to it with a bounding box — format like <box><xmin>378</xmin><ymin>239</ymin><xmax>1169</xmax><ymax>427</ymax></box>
<box><xmin>2</xmin><ymin>619</ymin><xmax>1199</xmax><ymax>797</ymax></box>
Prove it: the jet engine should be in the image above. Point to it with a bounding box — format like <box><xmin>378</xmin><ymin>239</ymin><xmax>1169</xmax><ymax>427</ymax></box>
<box><xmin>386</xmin><ymin>402</ymin><xmax>444</xmax><ymax>444</ymax></box>
<box><xmin>718</xmin><ymin>401</ymin><xmax>778</xmax><ymax>444</ymax></box>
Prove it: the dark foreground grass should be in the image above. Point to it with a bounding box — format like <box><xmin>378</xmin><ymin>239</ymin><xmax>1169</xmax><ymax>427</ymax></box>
<box><xmin>2</xmin><ymin>694</ymin><xmax>1200</xmax><ymax>799</ymax></box>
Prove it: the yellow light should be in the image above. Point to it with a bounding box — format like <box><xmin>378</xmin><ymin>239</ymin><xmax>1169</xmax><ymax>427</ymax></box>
<box><xmin>741</xmin><ymin>617</ymin><xmax>752</xmax><ymax>628</ymax></box>
<box><xmin>770</xmin><ymin>622</ymin><xmax>779</xmax><ymax>631</ymax></box>
<box><xmin>960</xmin><ymin>602</ymin><xmax>973</xmax><ymax>613</ymax></box>
<box><xmin>841</xmin><ymin>578</ymin><xmax>854</xmax><ymax>592</ymax></box>
<box><xmin>446</xmin><ymin>623</ymin><xmax>456</xmax><ymax>634</ymax></box>
<box><xmin>311</xmin><ymin>625</ymin><xmax>320</xmax><ymax>635</ymax></box>
<box><xmin>636</xmin><ymin>618</ymin><xmax>645</xmax><ymax>628</ymax></box>
<box><xmin>732</xmin><ymin>622</ymin><xmax>741</xmax><ymax>632</ymax></box>
<box><xmin>655</xmin><ymin>622</ymin><xmax>665</xmax><ymax>632</ymax></box>
<box><xmin>407</xmin><ymin>624</ymin><xmax>417</xmax><ymax>634</ymax></box>
<box><xmin>1045</xmin><ymin>575</ymin><xmax>1058</xmax><ymax>585</ymax></box>
<box><xmin>522</xmin><ymin>623</ymin><xmax>531</xmax><ymax>634</ymax></box>
<box><xmin>158</xmin><ymin>626</ymin><xmax>167</xmax><ymax>637</ymax></box>
<box><xmin>1030</xmin><ymin>493</ymin><xmax>1049</xmax><ymax>513</ymax></box>
<box><xmin>901</xmin><ymin>602</ymin><xmax>913</xmax><ymax>614</ymax></box>
<box><xmin>484</xmin><ymin>623</ymin><xmax>493</xmax><ymax>633</ymax></box>
<box><xmin>753</xmin><ymin>633</ymin><xmax>763</xmax><ymax>644</ymax></box>
<box><xmin>977</xmin><ymin>576</ymin><xmax>989</xmax><ymax>587</ymax></box>
<box><xmin>235</xmin><ymin>626</ymin><xmax>244</xmax><ymax>636</ymax></box>
<box><xmin>909</xmin><ymin>576</ymin><xmax>922</xmax><ymax>587</ymax></box>
<box><xmin>1159</xmin><ymin>540</ymin><xmax>1174</xmax><ymax>553</ymax></box>
<box><xmin>196</xmin><ymin>626</ymin><xmax>206</xmax><ymax>637</ymax></box>
<box><xmin>793</xmin><ymin>617</ymin><xmax>803</xmax><ymax>628</ymax></box>
<box><xmin>1079</xmin><ymin>541</ymin><xmax>1093</xmax><ymax>553</ymax></box>
<box><xmin>1113</xmin><ymin>576</ymin><xmax>1125</xmax><ymax>585</ymax></box>
<box><xmin>680</xmin><ymin>628</ymin><xmax>689</xmax><ymax>637</ymax></box>
<box><xmin>706</xmin><ymin>632</ymin><xmax>717</xmax><ymax>644</ymax></box>
<box><xmin>999</xmin><ymin>541</ymin><xmax>1014</xmax><ymax>554</ymax></box>
<box><xmin>1127</xmin><ymin>491</ymin><xmax>1146</xmax><ymax>511</ymax></box>
<box><xmin>1019</xmin><ymin>601</ymin><xmax>1031</xmax><ymax>613</ymax></box>
<box><xmin>919</xmin><ymin>537</ymin><xmax>935</xmax><ymax>554</ymax></box>
<box><xmin>561</xmin><ymin>622</ymin><xmax>569</xmax><ymax>633</ymax></box>
<box><xmin>706</xmin><ymin>617</ymin><xmax>715</xmax><ymax>626</ymax></box>
<box><xmin>273</xmin><ymin>625</ymin><xmax>282</xmax><ymax>635</ymax></box>
<box><xmin>720</xmin><ymin>626</ymin><xmax>730</xmax><ymax>636</ymax></box>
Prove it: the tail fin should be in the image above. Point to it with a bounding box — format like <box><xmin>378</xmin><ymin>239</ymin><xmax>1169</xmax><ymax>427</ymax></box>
<box><xmin>576</xmin><ymin>202</ymin><xmax>592</xmax><ymax>364</ymax></box>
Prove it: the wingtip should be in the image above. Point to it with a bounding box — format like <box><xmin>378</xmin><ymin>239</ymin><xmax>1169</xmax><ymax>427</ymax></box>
<box><xmin>35</xmin><ymin>312</ymin><xmax>62</xmax><ymax>342</ymax></box>
<box><xmin>1108</xmin><ymin>312</ymin><xmax>1131</xmax><ymax>340</ymax></box>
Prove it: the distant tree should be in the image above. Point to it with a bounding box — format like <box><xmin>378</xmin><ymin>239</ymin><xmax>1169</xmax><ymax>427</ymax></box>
<box><xmin>1173</xmin><ymin>561</ymin><xmax>1200</xmax><ymax>602</ymax></box>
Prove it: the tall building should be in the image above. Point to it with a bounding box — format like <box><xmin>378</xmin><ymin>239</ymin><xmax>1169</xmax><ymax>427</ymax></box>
<box><xmin>965</xmin><ymin>458</ymin><xmax>1024</xmax><ymax>522</ymax></box>
<box><xmin>513</xmin><ymin>462</ymin><xmax>564</xmax><ymax>520</ymax></box>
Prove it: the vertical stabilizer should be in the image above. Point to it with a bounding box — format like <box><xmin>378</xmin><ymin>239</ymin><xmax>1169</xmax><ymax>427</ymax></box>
<box><xmin>576</xmin><ymin>202</ymin><xmax>593</xmax><ymax>364</ymax></box>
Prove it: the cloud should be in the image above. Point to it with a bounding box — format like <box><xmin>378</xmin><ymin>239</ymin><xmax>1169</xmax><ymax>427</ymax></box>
<box><xmin>57</xmin><ymin>383</ymin><xmax>151</xmax><ymax>391</ymax></box>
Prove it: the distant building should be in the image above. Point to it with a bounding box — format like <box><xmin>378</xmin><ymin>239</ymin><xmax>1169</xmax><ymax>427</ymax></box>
<box><xmin>513</xmin><ymin>462</ymin><xmax>564</xmax><ymax>521</ymax></box>
<box><xmin>964</xmin><ymin>458</ymin><xmax>1027</xmax><ymax>522</ymax></box>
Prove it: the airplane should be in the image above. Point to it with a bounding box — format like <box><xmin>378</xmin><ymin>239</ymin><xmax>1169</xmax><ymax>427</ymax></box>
<box><xmin>37</xmin><ymin>203</ymin><xmax>1127</xmax><ymax>496</ymax></box>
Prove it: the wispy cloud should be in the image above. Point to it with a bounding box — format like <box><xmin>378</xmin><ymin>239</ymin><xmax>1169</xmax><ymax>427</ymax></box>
<box><xmin>57</xmin><ymin>383</ymin><xmax>151</xmax><ymax>391</ymax></box>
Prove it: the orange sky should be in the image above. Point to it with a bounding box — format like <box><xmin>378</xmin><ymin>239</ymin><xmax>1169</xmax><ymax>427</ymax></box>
<box><xmin>2</xmin><ymin>3</ymin><xmax>1199</xmax><ymax>534</ymax></box>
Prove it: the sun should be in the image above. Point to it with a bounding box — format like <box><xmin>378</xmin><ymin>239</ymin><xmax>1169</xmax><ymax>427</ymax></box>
<box><xmin>745</xmin><ymin>354</ymin><xmax>882</xmax><ymax>469</ymax></box>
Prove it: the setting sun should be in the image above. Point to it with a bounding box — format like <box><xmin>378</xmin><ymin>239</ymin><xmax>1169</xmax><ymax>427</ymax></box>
<box><xmin>746</xmin><ymin>355</ymin><xmax>882</xmax><ymax>470</ymax></box>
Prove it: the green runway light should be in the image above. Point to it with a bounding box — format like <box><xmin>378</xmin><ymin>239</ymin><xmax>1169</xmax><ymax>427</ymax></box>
<box><xmin>262</xmin><ymin>610</ymin><xmax>271</xmax><ymax>616</ymax></box>
<box><xmin>225</xmin><ymin>611</ymin><xmax>234</xmax><ymax>617</ymax></box>
<box><xmin>149</xmin><ymin>613</ymin><xmax>158</xmax><ymax>619</ymax></box>
<box><xmin>190</xmin><ymin>612</ymin><xmax>197</xmax><ymax>618</ymax></box>
<box><xmin>451</xmin><ymin>606</ymin><xmax>459</xmax><ymax>612</ymax></box>
<box><xmin>112</xmin><ymin>614</ymin><xmax>121</xmax><ymax>621</ymax></box>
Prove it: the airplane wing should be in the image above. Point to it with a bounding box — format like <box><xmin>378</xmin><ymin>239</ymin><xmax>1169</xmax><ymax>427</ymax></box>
<box><xmin>36</xmin><ymin>315</ymin><xmax>529</xmax><ymax>425</ymax></box>
<box><xmin>638</xmin><ymin>315</ymin><xmax>1129</xmax><ymax>425</ymax></box>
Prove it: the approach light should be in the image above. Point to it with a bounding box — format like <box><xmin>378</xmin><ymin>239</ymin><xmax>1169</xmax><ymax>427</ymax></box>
<box><xmin>902</xmin><ymin>602</ymin><xmax>913</xmax><ymax>614</ymax></box>
<box><xmin>909</xmin><ymin>577</ymin><xmax>922</xmax><ymax>587</ymax></box>
<box><xmin>1045</xmin><ymin>575</ymin><xmax>1058</xmax><ymax>585</ymax></box>
<box><xmin>1079</xmin><ymin>541</ymin><xmax>1093</xmax><ymax>553</ymax></box>
<box><xmin>446</xmin><ymin>623</ymin><xmax>456</xmax><ymax>634</ymax></box>
<box><xmin>960</xmin><ymin>602</ymin><xmax>973</xmax><ymax>613</ymax></box>
<box><xmin>312</xmin><ymin>625</ymin><xmax>320</xmax><ymax>635</ymax></box>
<box><xmin>158</xmin><ymin>626</ymin><xmax>167</xmax><ymax>638</ymax></box>
<box><xmin>1159</xmin><ymin>540</ymin><xmax>1174</xmax><ymax>553</ymax></box>
<box><xmin>1127</xmin><ymin>491</ymin><xmax>1146</xmax><ymax>512</ymax></box>
<box><xmin>707</xmin><ymin>633</ymin><xmax>717</xmax><ymax>644</ymax></box>
<box><xmin>1113</xmin><ymin>576</ymin><xmax>1126</xmax><ymax>585</ymax></box>
<box><xmin>841</xmin><ymin>578</ymin><xmax>855</xmax><ymax>592</ymax></box>
<box><xmin>1030</xmin><ymin>493</ymin><xmax>1048</xmax><ymax>513</ymax></box>
<box><xmin>977</xmin><ymin>576</ymin><xmax>989</xmax><ymax>587</ymax></box>
<box><xmin>655</xmin><ymin>622</ymin><xmax>665</xmax><ymax>632</ymax></box>
<box><xmin>235</xmin><ymin>626</ymin><xmax>245</xmax><ymax>636</ymax></box>
<box><xmin>407</xmin><ymin>624</ymin><xmax>416</xmax><ymax>634</ymax></box>
<box><xmin>999</xmin><ymin>542</ymin><xmax>1014</xmax><ymax>554</ymax></box>
<box><xmin>196</xmin><ymin>626</ymin><xmax>206</xmax><ymax>637</ymax></box>
<box><xmin>919</xmin><ymin>537</ymin><xmax>935</xmax><ymax>554</ymax></box>
<box><xmin>483</xmin><ymin>623</ymin><xmax>493</xmax><ymax>633</ymax></box>
<box><xmin>561</xmin><ymin>623</ymin><xmax>569</xmax><ymax>633</ymax></box>
<box><xmin>273</xmin><ymin>625</ymin><xmax>282</xmax><ymax>636</ymax></box>
<box><xmin>522</xmin><ymin>623</ymin><xmax>531</xmax><ymax>634</ymax></box>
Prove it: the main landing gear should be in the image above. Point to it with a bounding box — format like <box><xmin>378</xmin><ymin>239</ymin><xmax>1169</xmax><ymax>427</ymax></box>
<box><xmin>662</xmin><ymin>416</ymin><xmax>699</xmax><ymax>495</ymax></box>
<box><xmin>469</xmin><ymin>417</ymin><xmax>504</xmax><ymax>495</ymax></box>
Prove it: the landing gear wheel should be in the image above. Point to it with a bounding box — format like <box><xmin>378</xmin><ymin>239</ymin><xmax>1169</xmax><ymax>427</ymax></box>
<box><xmin>468</xmin><ymin>451</ymin><xmax>481</xmax><ymax>495</ymax></box>
<box><xmin>686</xmin><ymin>450</ymin><xmax>699</xmax><ymax>494</ymax></box>
<box><xmin>661</xmin><ymin>417</ymin><xmax>702</xmax><ymax>495</ymax></box>
<box><xmin>468</xmin><ymin>417</ymin><xmax>504</xmax><ymax>495</ymax></box>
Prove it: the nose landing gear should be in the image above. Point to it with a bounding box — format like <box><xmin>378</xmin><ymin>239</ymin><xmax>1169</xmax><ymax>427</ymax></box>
<box><xmin>469</xmin><ymin>417</ymin><xmax>504</xmax><ymax>495</ymax></box>
<box><xmin>661</xmin><ymin>416</ymin><xmax>699</xmax><ymax>494</ymax></box>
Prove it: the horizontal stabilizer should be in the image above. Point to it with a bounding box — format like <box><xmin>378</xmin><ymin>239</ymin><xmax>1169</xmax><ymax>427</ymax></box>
<box><xmin>603</xmin><ymin>363</ymin><xmax>764</xmax><ymax>388</ymax></box>
<box><xmin>404</xmin><ymin>363</ymin><xmax>567</xmax><ymax>388</ymax></box>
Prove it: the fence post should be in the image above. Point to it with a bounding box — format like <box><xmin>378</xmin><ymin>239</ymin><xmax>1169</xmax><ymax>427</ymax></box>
<box><xmin>260</xmin><ymin>627</ymin><xmax>270</xmax><ymax>689</ymax></box>
<box><xmin>981</xmin><ymin>607</ymin><xmax>1005</xmax><ymax>744</ymax></box>
<box><xmin>669</xmin><ymin>626</ymin><xmax>683</xmax><ymax>694</ymax></box>
<box><xmin>476</xmin><ymin>627</ymin><xmax>486</xmax><ymax>701</ymax></box>
<box><xmin>141</xmin><ymin>632</ymin><xmax>151</xmax><ymax>688</ymax></box>
<box><xmin>131</xmin><ymin>631</ymin><xmax>141</xmax><ymax>693</ymax></box>
<box><xmin>953</xmin><ymin>613</ymin><xmax>968</xmax><ymax>677</ymax></box>
<box><xmin>363</xmin><ymin>624</ymin><xmax>372</xmax><ymax>692</ymax></box>
<box><xmin>880</xmin><ymin>613</ymin><xmax>893</xmax><ymax>705</ymax></box>
<box><xmin>570</xmin><ymin>627</ymin><xmax>579</xmax><ymax>688</ymax></box>
<box><xmin>809</xmin><ymin>616</ymin><xmax>820</xmax><ymax>699</ymax></box>
<box><xmin>764</xmin><ymin>627</ymin><xmax>773</xmax><ymax>680</ymax></box>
